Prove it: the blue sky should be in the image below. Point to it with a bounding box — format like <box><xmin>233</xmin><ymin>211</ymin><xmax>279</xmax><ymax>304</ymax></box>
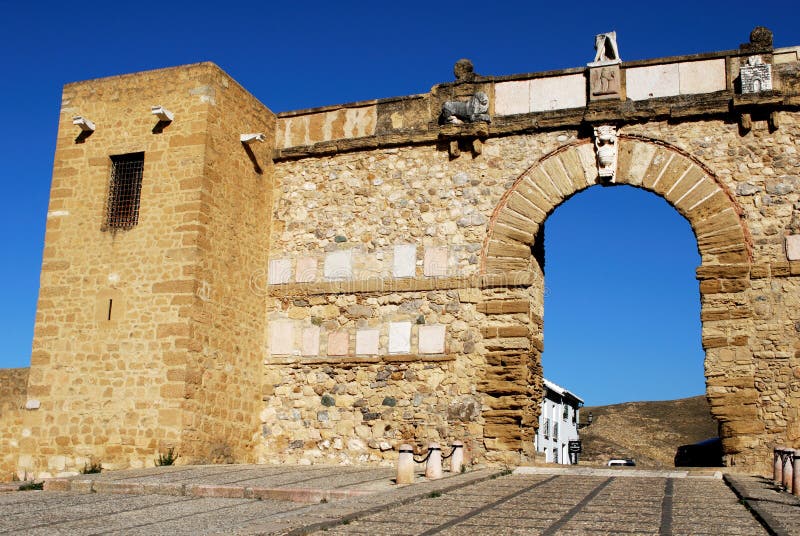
<box><xmin>0</xmin><ymin>1</ymin><xmax>796</xmax><ymax>405</ymax></box>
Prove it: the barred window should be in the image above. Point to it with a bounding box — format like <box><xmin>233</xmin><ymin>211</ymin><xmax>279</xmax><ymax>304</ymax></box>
<box><xmin>543</xmin><ymin>418</ymin><xmax>550</xmax><ymax>439</ymax></box>
<box><xmin>106</xmin><ymin>152</ymin><xmax>144</xmax><ymax>229</ymax></box>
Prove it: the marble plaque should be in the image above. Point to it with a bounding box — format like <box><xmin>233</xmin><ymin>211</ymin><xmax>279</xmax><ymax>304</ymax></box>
<box><xmin>269</xmin><ymin>321</ymin><xmax>294</xmax><ymax>355</ymax></box>
<box><xmin>625</xmin><ymin>64</ymin><xmax>680</xmax><ymax>101</ymax></box>
<box><xmin>327</xmin><ymin>331</ymin><xmax>349</xmax><ymax>356</ymax></box>
<box><xmin>418</xmin><ymin>325</ymin><xmax>446</xmax><ymax>354</ymax></box>
<box><xmin>388</xmin><ymin>322</ymin><xmax>411</xmax><ymax>354</ymax></box>
<box><xmin>787</xmin><ymin>235</ymin><xmax>800</xmax><ymax>261</ymax></box>
<box><xmin>494</xmin><ymin>80</ymin><xmax>530</xmax><ymax>116</ymax></box>
<box><xmin>356</xmin><ymin>329</ymin><xmax>380</xmax><ymax>355</ymax></box>
<box><xmin>423</xmin><ymin>247</ymin><xmax>448</xmax><ymax>277</ymax></box>
<box><xmin>268</xmin><ymin>259</ymin><xmax>291</xmax><ymax>285</ymax></box>
<box><xmin>301</xmin><ymin>326</ymin><xmax>320</xmax><ymax>356</ymax></box>
<box><xmin>324</xmin><ymin>250</ymin><xmax>353</xmax><ymax>280</ymax></box>
<box><xmin>393</xmin><ymin>244</ymin><xmax>417</xmax><ymax>278</ymax></box>
<box><xmin>295</xmin><ymin>256</ymin><xmax>318</xmax><ymax>283</ymax></box>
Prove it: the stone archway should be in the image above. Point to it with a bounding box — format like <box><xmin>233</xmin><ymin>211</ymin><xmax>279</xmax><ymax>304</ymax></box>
<box><xmin>477</xmin><ymin>135</ymin><xmax>760</xmax><ymax>467</ymax></box>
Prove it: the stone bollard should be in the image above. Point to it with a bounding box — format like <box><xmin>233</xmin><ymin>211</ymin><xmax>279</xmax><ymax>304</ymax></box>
<box><xmin>783</xmin><ymin>449</ymin><xmax>795</xmax><ymax>491</ymax></box>
<box><xmin>396</xmin><ymin>444</ymin><xmax>415</xmax><ymax>485</ymax></box>
<box><xmin>774</xmin><ymin>447</ymin><xmax>784</xmax><ymax>485</ymax></box>
<box><xmin>793</xmin><ymin>453</ymin><xmax>800</xmax><ymax>497</ymax></box>
<box><xmin>425</xmin><ymin>443</ymin><xmax>442</xmax><ymax>480</ymax></box>
<box><xmin>450</xmin><ymin>441</ymin><xmax>464</xmax><ymax>474</ymax></box>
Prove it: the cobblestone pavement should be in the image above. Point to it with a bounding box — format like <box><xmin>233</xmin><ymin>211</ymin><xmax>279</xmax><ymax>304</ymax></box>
<box><xmin>0</xmin><ymin>468</ymin><xmax>780</xmax><ymax>535</ymax></box>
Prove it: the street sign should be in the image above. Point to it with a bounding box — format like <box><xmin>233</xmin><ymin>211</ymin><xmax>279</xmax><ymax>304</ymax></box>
<box><xmin>568</xmin><ymin>440</ymin><xmax>582</xmax><ymax>454</ymax></box>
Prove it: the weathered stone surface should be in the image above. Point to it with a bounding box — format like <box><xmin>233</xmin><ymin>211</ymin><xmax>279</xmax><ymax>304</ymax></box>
<box><xmin>12</xmin><ymin>41</ymin><xmax>800</xmax><ymax>479</ymax></box>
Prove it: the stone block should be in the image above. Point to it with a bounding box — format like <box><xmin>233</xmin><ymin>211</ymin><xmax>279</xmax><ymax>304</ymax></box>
<box><xmin>301</xmin><ymin>326</ymin><xmax>320</xmax><ymax>356</ymax></box>
<box><xmin>355</xmin><ymin>329</ymin><xmax>380</xmax><ymax>355</ymax></box>
<box><xmin>295</xmin><ymin>257</ymin><xmax>317</xmax><ymax>283</ymax></box>
<box><xmin>494</xmin><ymin>80</ymin><xmax>530</xmax><ymax>116</ymax></box>
<box><xmin>679</xmin><ymin>59</ymin><xmax>727</xmax><ymax>95</ymax></box>
<box><xmin>589</xmin><ymin>65</ymin><xmax>621</xmax><ymax>101</ymax></box>
<box><xmin>269</xmin><ymin>321</ymin><xmax>294</xmax><ymax>355</ymax></box>
<box><xmin>530</xmin><ymin>74</ymin><xmax>586</xmax><ymax>112</ymax></box>
<box><xmin>625</xmin><ymin>63</ymin><xmax>680</xmax><ymax>100</ymax></box>
<box><xmin>388</xmin><ymin>322</ymin><xmax>411</xmax><ymax>354</ymax></box>
<box><xmin>324</xmin><ymin>250</ymin><xmax>352</xmax><ymax>280</ymax></box>
<box><xmin>786</xmin><ymin>235</ymin><xmax>800</xmax><ymax>261</ymax></box>
<box><xmin>418</xmin><ymin>325</ymin><xmax>446</xmax><ymax>354</ymax></box>
<box><xmin>392</xmin><ymin>244</ymin><xmax>416</xmax><ymax>278</ymax></box>
<box><xmin>268</xmin><ymin>259</ymin><xmax>292</xmax><ymax>285</ymax></box>
<box><xmin>423</xmin><ymin>247</ymin><xmax>448</xmax><ymax>277</ymax></box>
<box><xmin>327</xmin><ymin>331</ymin><xmax>349</xmax><ymax>356</ymax></box>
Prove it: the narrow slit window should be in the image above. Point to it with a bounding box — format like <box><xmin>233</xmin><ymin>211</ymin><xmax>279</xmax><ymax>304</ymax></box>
<box><xmin>107</xmin><ymin>299</ymin><xmax>113</xmax><ymax>321</ymax></box>
<box><xmin>106</xmin><ymin>152</ymin><xmax>144</xmax><ymax>229</ymax></box>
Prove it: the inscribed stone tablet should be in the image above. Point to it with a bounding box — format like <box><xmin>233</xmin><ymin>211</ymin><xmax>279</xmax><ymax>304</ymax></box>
<box><xmin>327</xmin><ymin>331</ymin><xmax>349</xmax><ymax>356</ymax></box>
<box><xmin>418</xmin><ymin>325</ymin><xmax>446</xmax><ymax>354</ymax></box>
<box><xmin>324</xmin><ymin>250</ymin><xmax>353</xmax><ymax>280</ymax></box>
<box><xmin>423</xmin><ymin>247</ymin><xmax>448</xmax><ymax>277</ymax></box>
<box><xmin>388</xmin><ymin>322</ymin><xmax>411</xmax><ymax>354</ymax></box>
<box><xmin>393</xmin><ymin>244</ymin><xmax>417</xmax><ymax>278</ymax></box>
<box><xmin>295</xmin><ymin>257</ymin><xmax>318</xmax><ymax>283</ymax></box>
<box><xmin>270</xmin><ymin>321</ymin><xmax>294</xmax><ymax>355</ymax></box>
<box><xmin>301</xmin><ymin>326</ymin><xmax>320</xmax><ymax>356</ymax></box>
<box><xmin>356</xmin><ymin>329</ymin><xmax>380</xmax><ymax>355</ymax></box>
<box><xmin>787</xmin><ymin>235</ymin><xmax>800</xmax><ymax>261</ymax></box>
<box><xmin>268</xmin><ymin>259</ymin><xmax>292</xmax><ymax>285</ymax></box>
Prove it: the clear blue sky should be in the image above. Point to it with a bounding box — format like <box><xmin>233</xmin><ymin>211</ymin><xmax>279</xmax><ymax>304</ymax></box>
<box><xmin>0</xmin><ymin>1</ymin><xmax>795</xmax><ymax>405</ymax></box>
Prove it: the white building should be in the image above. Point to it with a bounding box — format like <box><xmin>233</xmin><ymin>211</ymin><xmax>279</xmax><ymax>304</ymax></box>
<box><xmin>534</xmin><ymin>379</ymin><xmax>584</xmax><ymax>464</ymax></box>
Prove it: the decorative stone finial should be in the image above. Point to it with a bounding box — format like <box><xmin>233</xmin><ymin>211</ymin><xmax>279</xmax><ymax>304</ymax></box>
<box><xmin>593</xmin><ymin>125</ymin><xmax>618</xmax><ymax>181</ymax></box>
<box><xmin>454</xmin><ymin>59</ymin><xmax>476</xmax><ymax>82</ymax></box>
<box><xmin>440</xmin><ymin>92</ymin><xmax>491</xmax><ymax>125</ymax></box>
<box><xmin>589</xmin><ymin>32</ymin><xmax>621</xmax><ymax>66</ymax></box>
<box><xmin>741</xmin><ymin>26</ymin><xmax>773</xmax><ymax>53</ymax></box>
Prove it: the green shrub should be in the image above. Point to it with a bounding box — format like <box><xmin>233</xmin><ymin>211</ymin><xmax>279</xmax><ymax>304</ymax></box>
<box><xmin>155</xmin><ymin>447</ymin><xmax>179</xmax><ymax>466</ymax></box>
<box><xmin>18</xmin><ymin>481</ymin><xmax>43</xmax><ymax>491</ymax></box>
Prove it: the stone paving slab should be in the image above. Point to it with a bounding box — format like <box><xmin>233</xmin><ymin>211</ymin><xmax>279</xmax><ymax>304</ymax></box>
<box><xmin>725</xmin><ymin>474</ymin><xmax>800</xmax><ymax>536</ymax></box>
<box><xmin>513</xmin><ymin>465</ymin><xmax>723</xmax><ymax>479</ymax></box>
<box><xmin>43</xmin><ymin>464</ymin><xmax>397</xmax><ymax>503</ymax></box>
<box><xmin>0</xmin><ymin>467</ymin><xmax>788</xmax><ymax>535</ymax></box>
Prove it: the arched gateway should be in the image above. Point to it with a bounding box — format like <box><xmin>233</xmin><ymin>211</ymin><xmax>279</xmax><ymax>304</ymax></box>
<box><xmin>477</xmin><ymin>135</ymin><xmax>756</xmax><ymax>466</ymax></box>
<box><xmin>9</xmin><ymin>31</ymin><xmax>800</xmax><ymax>479</ymax></box>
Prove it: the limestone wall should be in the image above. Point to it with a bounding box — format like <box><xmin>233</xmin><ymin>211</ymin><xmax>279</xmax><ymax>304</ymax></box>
<box><xmin>19</xmin><ymin>32</ymin><xmax>800</xmax><ymax>476</ymax></box>
<box><xmin>0</xmin><ymin>368</ymin><xmax>28</xmax><ymax>481</ymax></box>
<box><xmin>268</xmin><ymin>109</ymin><xmax>800</xmax><ymax>469</ymax></box>
<box><xmin>181</xmin><ymin>66</ymin><xmax>275</xmax><ymax>463</ymax></box>
<box><xmin>20</xmin><ymin>62</ymin><xmax>275</xmax><ymax>477</ymax></box>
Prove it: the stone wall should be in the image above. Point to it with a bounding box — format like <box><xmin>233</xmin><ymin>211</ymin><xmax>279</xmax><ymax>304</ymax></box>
<box><xmin>267</xmin><ymin>109</ymin><xmax>800</xmax><ymax>470</ymax></box>
<box><xmin>16</xmin><ymin>32</ymin><xmax>800</xmax><ymax>476</ymax></box>
<box><xmin>0</xmin><ymin>368</ymin><xmax>28</xmax><ymax>481</ymax></box>
<box><xmin>20</xmin><ymin>63</ymin><xmax>274</xmax><ymax>476</ymax></box>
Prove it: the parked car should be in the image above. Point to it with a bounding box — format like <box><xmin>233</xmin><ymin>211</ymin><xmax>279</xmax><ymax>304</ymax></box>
<box><xmin>674</xmin><ymin>438</ymin><xmax>722</xmax><ymax>467</ymax></box>
<box><xmin>607</xmin><ymin>458</ymin><xmax>636</xmax><ymax>467</ymax></box>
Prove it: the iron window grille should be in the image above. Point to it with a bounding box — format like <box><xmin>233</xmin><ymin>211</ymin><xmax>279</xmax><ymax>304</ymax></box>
<box><xmin>543</xmin><ymin>418</ymin><xmax>550</xmax><ymax>439</ymax></box>
<box><xmin>106</xmin><ymin>152</ymin><xmax>144</xmax><ymax>229</ymax></box>
<box><xmin>553</xmin><ymin>422</ymin><xmax>559</xmax><ymax>441</ymax></box>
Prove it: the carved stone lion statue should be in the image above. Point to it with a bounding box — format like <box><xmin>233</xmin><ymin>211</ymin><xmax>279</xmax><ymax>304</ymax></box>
<box><xmin>440</xmin><ymin>92</ymin><xmax>491</xmax><ymax>125</ymax></box>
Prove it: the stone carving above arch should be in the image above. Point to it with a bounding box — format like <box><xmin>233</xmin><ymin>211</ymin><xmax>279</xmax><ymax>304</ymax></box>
<box><xmin>481</xmin><ymin>136</ymin><xmax>751</xmax><ymax>274</ymax></box>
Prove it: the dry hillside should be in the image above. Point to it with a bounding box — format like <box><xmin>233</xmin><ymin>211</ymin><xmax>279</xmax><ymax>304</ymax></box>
<box><xmin>579</xmin><ymin>395</ymin><xmax>719</xmax><ymax>468</ymax></box>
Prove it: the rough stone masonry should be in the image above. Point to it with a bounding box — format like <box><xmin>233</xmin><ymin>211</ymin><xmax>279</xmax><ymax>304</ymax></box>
<box><xmin>3</xmin><ymin>28</ymin><xmax>800</xmax><ymax>479</ymax></box>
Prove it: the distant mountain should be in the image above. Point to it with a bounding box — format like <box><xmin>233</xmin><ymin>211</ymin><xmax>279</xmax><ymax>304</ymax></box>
<box><xmin>578</xmin><ymin>395</ymin><xmax>719</xmax><ymax>468</ymax></box>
